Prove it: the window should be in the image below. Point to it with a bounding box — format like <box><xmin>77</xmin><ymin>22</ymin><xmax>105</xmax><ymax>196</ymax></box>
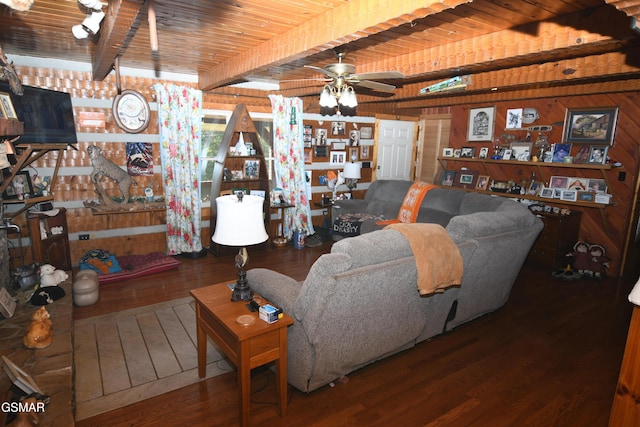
<box><xmin>200</xmin><ymin>112</ymin><xmax>228</xmax><ymax>204</ymax></box>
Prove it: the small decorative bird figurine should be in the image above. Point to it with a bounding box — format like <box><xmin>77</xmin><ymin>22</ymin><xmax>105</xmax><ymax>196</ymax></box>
<box><xmin>235</xmin><ymin>247</ymin><xmax>248</xmax><ymax>270</ymax></box>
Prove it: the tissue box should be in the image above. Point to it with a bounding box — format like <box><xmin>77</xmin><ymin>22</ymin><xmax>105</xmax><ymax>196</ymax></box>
<box><xmin>259</xmin><ymin>304</ymin><xmax>280</xmax><ymax>324</ymax></box>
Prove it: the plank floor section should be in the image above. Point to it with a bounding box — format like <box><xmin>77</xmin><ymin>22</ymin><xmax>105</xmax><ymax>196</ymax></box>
<box><xmin>73</xmin><ymin>296</ymin><xmax>229</xmax><ymax>421</ymax></box>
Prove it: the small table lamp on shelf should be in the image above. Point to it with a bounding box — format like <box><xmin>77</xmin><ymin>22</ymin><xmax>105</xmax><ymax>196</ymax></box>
<box><xmin>211</xmin><ymin>193</ymin><xmax>269</xmax><ymax>301</ymax></box>
<box><xmin>342</xmin><ymin>161</ymin><xmax>361</xmax><ymax>198</ymax></box>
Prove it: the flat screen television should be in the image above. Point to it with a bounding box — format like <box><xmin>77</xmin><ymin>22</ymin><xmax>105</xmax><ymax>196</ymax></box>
<box><xmin>0</xmin><ymin>81</ymin><xmax>77</xmax><ymax>145</ymax></box>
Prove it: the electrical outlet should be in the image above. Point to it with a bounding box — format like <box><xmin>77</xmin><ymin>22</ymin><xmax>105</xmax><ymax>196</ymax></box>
<box><xmin>79</xmin><ymin>234</ymin><xmax>90</xmax><ymax>240</ymax></box>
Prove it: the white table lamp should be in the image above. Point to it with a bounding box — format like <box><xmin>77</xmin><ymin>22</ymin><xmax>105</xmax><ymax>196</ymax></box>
<box><xmin>212</xmin><ymin>194</ymin><xmax>269</xmax><ymax>301</ymax></box>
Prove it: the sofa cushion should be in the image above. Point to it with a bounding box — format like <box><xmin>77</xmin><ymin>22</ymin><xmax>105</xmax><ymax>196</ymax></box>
<box><xmin>446</xmin><ymin>201</ymin><xmax>538</xmax><ymax>243</ymax></box>
<box><xmin>331</xmin><ymin>229</ymin><xmax>412</xmax><ymax>269</ymax></box>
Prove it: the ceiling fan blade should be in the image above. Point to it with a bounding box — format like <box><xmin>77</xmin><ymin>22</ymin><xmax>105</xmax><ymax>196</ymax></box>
<box><xmin>280</xmin><ymin>78</ymin><xmax>331</xmax><ymax>83</ymax></box>
<box><xmin>304</xmin><ymin>65</ymin><xmax>337</xmax><ymax>79</ymax></box>
<box><xmin>351</xmin><ymin>71</ymin><xmax>404</xmax><ymax>80</ymax></box>
<box><xmin>353</xmin><ymin>79</ymin><xmax>397</xmax><ymax>92</ymax></box>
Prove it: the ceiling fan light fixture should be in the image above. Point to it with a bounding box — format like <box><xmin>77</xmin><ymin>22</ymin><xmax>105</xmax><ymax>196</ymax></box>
<box><xmin>319</xmin><ymin>85</ymin><xmax>337</xmax><ymax>108</ymax></box>
<box><xmin>339</xmin><ymin>86</ymin><xmax>357</xmax><ymax>108</ymax></box>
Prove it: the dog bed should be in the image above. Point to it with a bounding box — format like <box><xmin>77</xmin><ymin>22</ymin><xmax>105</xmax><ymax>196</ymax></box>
<box><xmin>92</xmin><ymin>252</ymin><xmax>181</xmax><ymax>284</ymax></box>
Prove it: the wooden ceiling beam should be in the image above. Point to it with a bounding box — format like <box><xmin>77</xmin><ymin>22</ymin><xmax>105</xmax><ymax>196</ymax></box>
<box><xmin>355</xmin><ymin>6</ymin><xmax>632</xmax><ymax>79</ymax></box>
<box><xmin>92</xmin><ymin>0</ymin><xmax>147</xmax><ymax>80</ymax></box>
<box><xmin>605</xmin><ymin>0</ymin><xmax>640</xmax><ymax>26</ymax></box>
<box><xmin>198</xmin><ymin>0</ymin><xmax>473</xmax><ymax>90</ymax></box>
<box><xmin>390</xmin><ymin>51</ymin><xmax>640</xmax><ymax>108</ymax></box>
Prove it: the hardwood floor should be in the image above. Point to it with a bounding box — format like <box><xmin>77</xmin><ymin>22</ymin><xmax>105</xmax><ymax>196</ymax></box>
<box><xmin>74</xmin><ymin>241</ymin><xmax>637</xmax><ymax>427</ymax></box>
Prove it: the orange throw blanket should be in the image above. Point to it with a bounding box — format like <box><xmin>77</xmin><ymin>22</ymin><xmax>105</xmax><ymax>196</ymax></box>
<box><xmin>385</xmin><ymin>223</ymin><xmax>463</xmax><ymax>295</ymax></box>
<box><xmin>376</xmin><ymin>181</ymin><xmax>437</xmax><ymax>226</ymax></box>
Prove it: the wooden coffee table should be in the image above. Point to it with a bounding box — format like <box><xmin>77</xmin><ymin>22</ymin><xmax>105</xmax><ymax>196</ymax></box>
<box><xmin>190</xmin><ymin>282</ymin><xmax>294</xmax><ymax>427</ymax></box>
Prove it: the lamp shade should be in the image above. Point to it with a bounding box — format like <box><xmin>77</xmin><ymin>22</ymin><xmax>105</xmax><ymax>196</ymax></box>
<box><xmin>343</xmin><ymin>162</ymin><xmax>362</xmax><ymax>180</ymax></box>
<box><xmin>212</xmin><ymin>195</ymin><xmax>269</xmax><ymax>246</ymax></box>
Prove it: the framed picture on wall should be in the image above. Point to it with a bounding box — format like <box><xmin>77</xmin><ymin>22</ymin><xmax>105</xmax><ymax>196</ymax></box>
<box><xmin>304</xmin><ymin>148</ymin><xmax>313</xmax><ymax>164</ymax></box>
<box><xmin>360</xmin><ymin>145</ymin><xmax>372</xmax><ymax>160</ymax></box>
<box><xmin>360</xmin><ymin>126</ymin><xmax>373</xmax><ymax>139</ymax></box>
<box><xmin>467</xmin><ymin>106</ymin><xmax>496</xmax><ymax>142</ymax></box>
<box><xmin>330</xmin><ymin>151</ymin><xmax>346</xmax><ymax>165</ymax></box>
<box><xmin>563</xmin><ymin>107</ymin><xmax>619</xmax><ymax>145</ymax></box>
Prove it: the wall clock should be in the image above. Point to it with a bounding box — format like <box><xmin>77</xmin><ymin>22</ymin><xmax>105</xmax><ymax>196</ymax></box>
<box><xmin>112</xmin><ymin>89</ymin><xmax>151</xmax><ymax>133</ymax></box>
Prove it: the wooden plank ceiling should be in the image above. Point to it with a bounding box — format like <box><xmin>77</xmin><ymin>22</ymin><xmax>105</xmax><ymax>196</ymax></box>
<box><xmin>0</xmin><ymin>0</ymin><xmax>639</xmax><ymax>112</ymax></box>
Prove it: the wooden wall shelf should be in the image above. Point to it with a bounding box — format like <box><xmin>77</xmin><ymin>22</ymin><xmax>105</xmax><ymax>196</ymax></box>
<box><xmin>1</xmin><ymin>143</ymin><xmax>71</xmax><ymax>220</ymax></box>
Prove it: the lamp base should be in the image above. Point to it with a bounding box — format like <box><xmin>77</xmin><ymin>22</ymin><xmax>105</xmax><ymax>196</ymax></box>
<box><xmin>230</xmin><ymin>269</ymin><xmax>253</xmax><ymax>301</ymax></box>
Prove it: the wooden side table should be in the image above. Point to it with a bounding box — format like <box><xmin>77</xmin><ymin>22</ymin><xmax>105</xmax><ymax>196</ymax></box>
<box><xmin>190</xmin><ymin>283</ymin><xmax>294</xmax><ymax>427</ymax></box>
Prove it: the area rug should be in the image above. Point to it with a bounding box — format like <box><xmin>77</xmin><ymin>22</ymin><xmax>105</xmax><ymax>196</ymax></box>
<box><xmin>73</xmin><ymin>296</ymin><xmax>232</xmax><ymax>421</ymax></box>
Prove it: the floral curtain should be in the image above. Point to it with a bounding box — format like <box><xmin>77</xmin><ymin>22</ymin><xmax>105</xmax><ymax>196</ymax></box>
<box><xmin>154</xmin><ymin>83</ymin><xmax>203</xmax><ymax>255</ymax></box>
<box><xmin>269</xmin><ymin>95</ymin><xmax>314</xmax><ymax>238</ymax></box>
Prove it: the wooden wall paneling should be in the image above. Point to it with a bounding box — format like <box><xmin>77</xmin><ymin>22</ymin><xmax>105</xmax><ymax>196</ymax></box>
<box><xmin>444</xmin><ymin>93</ymin><xmax>639</xmax><ymax>276</ymax></box>
<box><xmin>418</xmin><ymin>113</ymin><xmax>452</xmax><ymax>183</ymax></box>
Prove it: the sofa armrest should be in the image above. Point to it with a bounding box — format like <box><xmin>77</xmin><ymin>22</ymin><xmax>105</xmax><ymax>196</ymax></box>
<box><xmin>332</xmin><ymin>199</ymin><xmax>368</xmax><ymax>216</ymax></box>
<box><xmin>246</xmin><ymin>268</ymin><xmax>302</xmax><ymax>315</ymax></box>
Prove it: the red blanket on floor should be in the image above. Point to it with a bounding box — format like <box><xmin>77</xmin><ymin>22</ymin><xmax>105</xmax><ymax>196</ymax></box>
<box><xmin>97</xmin><ymin>252</ymin><xmax>181</xmax><ymax>284</ymax></box>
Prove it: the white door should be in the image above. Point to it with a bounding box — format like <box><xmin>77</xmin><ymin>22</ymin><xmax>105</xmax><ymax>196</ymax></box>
<box><xmin>376</xmin><ymin>119</ymin><xmax>416</xmax><ymax>180</ymax></box>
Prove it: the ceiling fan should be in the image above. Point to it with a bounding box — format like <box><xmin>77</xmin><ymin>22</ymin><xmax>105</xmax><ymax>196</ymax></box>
<box><xmin>303</xmin><ymin>50</ymin><xmax>404</xmax><ymax>93</ymax></box>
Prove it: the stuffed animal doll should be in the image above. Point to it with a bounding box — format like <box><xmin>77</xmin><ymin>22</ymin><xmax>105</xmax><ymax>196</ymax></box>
<box><xmin>39</xmin><ymin>264</ymin><xmax>68</xmax><ymax>287</ymax></box>
<box><xmin>570</xmin><ymin>241</ymin><xmax>591</xmax><ymax>277</ymax></box>
<box><xmin>589</xmin><ymin>244</ymin><xmax>610</xmax><ymax>280</ymax></box>
<box><xmin>23</xmin><ymin>306</ymin><xmax>53</xmax><ymax>349</ymax></box>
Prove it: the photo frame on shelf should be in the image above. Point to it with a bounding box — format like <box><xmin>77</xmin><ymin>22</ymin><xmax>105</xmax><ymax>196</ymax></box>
<box><xmin>577</xmin><ymin>191</ymin><xmax>595</xmax><ymax>202</ymax></box>
<box><xmin>527</xmin><ymin>181</ymin><xmax>542</xmax><ymax>196</ymax></box>
<box><xmin>244</xmin><ymin>159</ymin><xmax>259</xmax><ymax>179</ymax></box>
<box><xmin>442</xmin><ymin>147</ymin><xmax>454</xmax><ymax>157</ymax></box>
<box><xmin>454</xmin><ymin>170</ymin><xmax>479</xmax><ymax>188</ymax></box>
<box><xmin>231</xmin><ymin>170</ymin><xmax>243</xmax><ymax>180</ymax></box>
<box><xmin>476</xmin><ymin>175</ymin><xmax>490</xmax><ymax>190</ymax></box>
<box><xmin>573</xmin><ymin>144</ymin><xmax>591</xmax><ymax>164</ymax></box>
<box><xmin>552</xmin><ymin>143</ymin><xmax>572</xmax><ymax>163</ymax></box>
<box><xmin>539</xmin><ymin>187</ymin><xmax>554</xmax><ymax>198</ymax></box>
<box><xmin>568</xmin><ymin>178</ymin><xmax>588</xmax><ymax>191</ymax></box>
<box><xmin>467</xmin><ymin>106</ymin><xmax>496</xmax><ymax>142</ymax></box>
<box><xmin>588</xmin><ymin>145</ymin><xmax>608</xmax><ymax>165</ymax></box>
<box><xmin>502</xmin><ymin>149</ymin><xmax>513</xmax><ymax>160</ymax></box>
<box><xmin>460</xmin><ymin>147</ymin><xmax>476</xmax><ymax>158</ymax></box>
<box><xmin>0</xmin><ymin>91</ymin><xmax>17</xmax><ymax>119</ymax></box>
<box><xmin>2</xmin><ymin>171</ymin><xmax>33</xmax><ymax>200</ymax></box>
<box><xmin>478</xmin><ymin>147</ymin><xmax>489</xmax><ymax>159</ymax></box>
<box><xmin>549</xmin><ymin>176</ymin><xmax>569</xmax><ymax>188</ymax></box>
<box><xmin>441</xmin><ymin>170</ymin><xmax>456</xmax><ymax>186</ymax></box>
<box><xmin>563</xmin><ymin>107</ymin><xmax>619</xmax><ymax>146</ymax></box>
<box><xmin>349</xmin><ymin>147</ymin><xmax>359</xmax><ymax>161</ymax></box>
<box><xmin>587</xmin><ymin>178</ymin><xmax>607</xmax><ymax>193</ymax></box>
<box><xmin>560</xmin><ymin>189</ymin><xmax>578</xmax><ymax>202</ymax></box>
<box><xmin>231</xmin><ymin>188</ymin><xmax>250</xmax><ymax>196</ymax></box>
<box><xmin>509</xmin><ymin>142</ymin><xmax>532</xmax><ymax>161</ymax></box>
